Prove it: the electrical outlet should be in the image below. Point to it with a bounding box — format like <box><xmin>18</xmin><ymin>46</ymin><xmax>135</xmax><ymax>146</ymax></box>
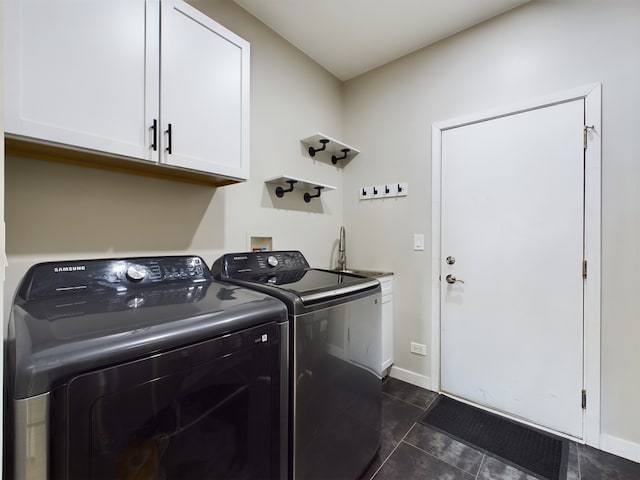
<box><xmin>410</xmin><ymin>342</ymin><xmax>427</xmax><ymax>356</ymax></box>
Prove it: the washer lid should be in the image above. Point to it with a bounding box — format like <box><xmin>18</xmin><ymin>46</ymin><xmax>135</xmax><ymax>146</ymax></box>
<box><xmin>213</xmin><ymin>251</ymin><xmax>380</xmax><ymax>305</ymax></box>
<box><xmin>238</xmin><ymin>268</ymin><xmax>379</xmax><ymax>305</ymax></box>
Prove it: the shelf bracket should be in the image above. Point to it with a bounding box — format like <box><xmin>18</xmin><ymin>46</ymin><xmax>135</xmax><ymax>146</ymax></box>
<box><xmin>331</xmin><ymin>148</ymin><xmax>351</xmax><ymax>164</ymax></box>
<box><xmin>304</xmin><ymin>186</ymin><xmax>324</xmax><ymax>203</ymax></box>
<box><xmin>275</xmin><ymin>180</ymin><xmax>297</xmax><ymax>198</ymax></box>
<box><xmin>308</xmin><ymin>138</ymin><xmax>329</xmax><ymax>157</ymax></box>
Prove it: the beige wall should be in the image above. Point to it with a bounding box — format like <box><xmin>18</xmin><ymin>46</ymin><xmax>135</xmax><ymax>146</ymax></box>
<box><xmin>188</xmin><ymin>0</ymin><xmax>345</xmax><ymax>265</ymax></box>
<box><xmin>343</xmin><ymin>0</ymin><xmax>640</xmax><ymax>452</ymax></box>
<box><xmin>4</xmin><ymin>0</ymin><xmax>345</xmax><ymax>317</ymax></box>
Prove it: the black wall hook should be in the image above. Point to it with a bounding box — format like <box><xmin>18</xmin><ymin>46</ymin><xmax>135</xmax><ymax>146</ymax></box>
<box><xmin>331</xmin><ymin>148</ymin><xmax>351</xmax><ymax>164</ymax></box>
<box><xmin>308</xmin><ymin>139</ymin><xmax>329</xmax><ymax>157</ymax></box>
<box><xmin>304</xmin><ymin>186</ymin><xmax>324</xmax><ymax>203</ymax></box>
<box><xmin>275</xmin><ymin>180</ymin><xmax>297</xmax><ymax>198</ymax></box>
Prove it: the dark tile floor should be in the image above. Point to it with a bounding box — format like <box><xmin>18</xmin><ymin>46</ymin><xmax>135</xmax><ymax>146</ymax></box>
<box><xmin>360</xmin><ymin>377</ymin><xmax>640</xmax><ymax>480</ymax></box>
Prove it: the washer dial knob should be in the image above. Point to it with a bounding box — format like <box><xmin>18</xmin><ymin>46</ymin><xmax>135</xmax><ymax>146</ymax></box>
<box><xmin>126</xmin><ymin>264</ymin><xmax>147</xmax><ymax>282</ymax></box>
<box><xmin>267</xmin><ymin>256</ymin><xmax>278</xmax><ymax>267</ymax></box>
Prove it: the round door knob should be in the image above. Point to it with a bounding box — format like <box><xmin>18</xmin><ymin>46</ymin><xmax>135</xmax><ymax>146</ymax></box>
<box><xmin>126</xmin><ymin>264</ymin><xmax>147</xmax><ymax>282</ymax></box>
<box><xmin>267</xmin><ymin>256</ymin><xmax>278</xmax><ymax>267</ymax></box>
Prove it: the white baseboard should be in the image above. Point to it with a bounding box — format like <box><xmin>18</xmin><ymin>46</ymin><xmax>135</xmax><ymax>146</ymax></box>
<box><xmin>600</xmin><ymin>433</ymin><xmax>640</xmax><ymax>464</ymax></box>
<box><xmin>389</xmin><ymin>366</ymin><xmax>432</xmax><ymax>390</ymax></box>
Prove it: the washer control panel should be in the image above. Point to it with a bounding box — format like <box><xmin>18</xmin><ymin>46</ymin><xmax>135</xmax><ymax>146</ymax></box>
<box><xmin>214</xmin><ymin>251</ymin><xmax>310</xmax><ymax>278</ymax></box>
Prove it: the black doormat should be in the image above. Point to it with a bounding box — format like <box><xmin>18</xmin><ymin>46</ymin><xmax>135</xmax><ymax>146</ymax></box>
<box><xmin>418</xmin><ymin>395</ymin><xmax>568</xmax><ymax>480</ymax></box>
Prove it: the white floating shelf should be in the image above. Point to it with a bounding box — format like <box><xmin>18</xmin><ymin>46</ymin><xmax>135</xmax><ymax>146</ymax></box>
<box><xmin>301</xmin><ymin>133</ymin><xmax>360</xmax><ymax>166</ymax></box>
<box><xmin>266</xmin><ymin>175</ymin><xmax>336</xmax><ymax>203</ymax></box>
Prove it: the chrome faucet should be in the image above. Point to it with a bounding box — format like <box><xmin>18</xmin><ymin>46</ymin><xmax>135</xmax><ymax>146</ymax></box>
<box><xmin>337</xmin><ymin>226</ymin><xmax>347</xmax><ymax>271</ymax></box>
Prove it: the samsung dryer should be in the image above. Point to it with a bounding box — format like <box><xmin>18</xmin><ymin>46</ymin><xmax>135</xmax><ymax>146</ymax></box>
<box><xmin>5</xmin><ymin>256</ymin><xmax>288</xmax><ymax>480</ymax></box>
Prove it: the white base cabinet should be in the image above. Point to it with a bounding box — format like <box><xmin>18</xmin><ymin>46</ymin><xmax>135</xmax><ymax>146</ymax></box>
<box><xmin>4</xmin><ymin>0</ymin><xmax>249</xmax><ymax>184</ymax></box>
<box><xmin>379</xmin><ymin>275</ymin><xmax>394</xmax><ymax>374</ymax></box>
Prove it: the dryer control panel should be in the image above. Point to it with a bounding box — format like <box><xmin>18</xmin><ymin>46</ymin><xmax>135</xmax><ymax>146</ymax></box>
<box><xmin>18</xmin><ymin>256</ymin><xmax>211</xmax><ymax>301</ymax></box>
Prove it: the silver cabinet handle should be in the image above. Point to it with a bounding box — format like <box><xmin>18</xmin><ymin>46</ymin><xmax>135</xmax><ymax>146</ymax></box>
<box><xmin>445</xmin><ymin>274</ymin><xmax>464</xmax><ymax>284</ymax></box>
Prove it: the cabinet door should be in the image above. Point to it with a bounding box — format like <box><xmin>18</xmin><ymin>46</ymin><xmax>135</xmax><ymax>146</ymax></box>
<box><xmin>160</xmin><ymin>0</ymin><xmax>250</xmax><ymax>180</ymax></box>
<box><xmin>4</xmin><ymin>0</ymin><xmax>159</xmax><ymax>161</ymax></box>
<box><xmin>381</xmin><ymin>294</ymin><xmax>394</xmax><ymax>371</ymax></box>
<box><xmin>379</xmin><ymin>275</ymin><xmax>394</xmax><ymax>372</ymax></box>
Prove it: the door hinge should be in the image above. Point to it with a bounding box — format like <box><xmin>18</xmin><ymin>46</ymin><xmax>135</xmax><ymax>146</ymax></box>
<box><xmin>583</xmin><ymin>125</ymin><xmax>594</xmax><ymax>149</ymax></box>
<box><xmin>581</xmin><ymin>389</ymin><xmax>587</xmax><ymax>409</ymax></box>
<box><xmin>582</xmin><ymin>260</ymin><xmax>587</xmax><ymax>279</ymax></box>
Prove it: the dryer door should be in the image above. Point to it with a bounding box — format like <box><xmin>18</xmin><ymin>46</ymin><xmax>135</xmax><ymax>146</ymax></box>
<box><xmin>53</xmin><ymin>322</ymin><xmax>282</xmax><ymax>480</ymax></box>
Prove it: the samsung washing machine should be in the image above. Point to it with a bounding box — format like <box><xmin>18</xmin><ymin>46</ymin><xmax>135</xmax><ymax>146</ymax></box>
<box><xmin>212</xmin><ymin>251</ymin><xmax>382</xmax><ymax>480</ymax></box>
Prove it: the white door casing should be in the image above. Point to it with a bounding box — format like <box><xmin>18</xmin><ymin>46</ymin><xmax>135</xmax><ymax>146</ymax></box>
<box><xmin>431</xmin><ymin>84</ymin><xmax>602</xmax><ymax>445</ymax></box>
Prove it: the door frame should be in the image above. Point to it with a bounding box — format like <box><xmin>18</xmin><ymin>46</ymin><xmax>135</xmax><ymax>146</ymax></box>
<box><xmin>430</xmin><ymin>83</ymin><xmax>601</xmax><ymax>446</ymax></box>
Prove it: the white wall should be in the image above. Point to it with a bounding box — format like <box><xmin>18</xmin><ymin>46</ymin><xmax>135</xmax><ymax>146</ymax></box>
<box><xmin>3</xmin><ymin>0</ymin><xmax>346</xmax><ymax>317</ymax></box>
<box><xmin>343</xmin><ymin>0</ymin><xmax>640</xmax><ymax>456</ymax></box>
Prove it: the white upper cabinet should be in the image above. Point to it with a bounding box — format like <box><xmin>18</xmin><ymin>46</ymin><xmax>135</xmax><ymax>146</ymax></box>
<box><xmin>4</xmin><ymin>0</ymin><xmax>250</xmax><ymax>183</ymax></box>
<box><xmin>4</xmin><ymin>0</ymin><xmax>154</xmax><ymax>160</ymax></box>
<box><xmin>161</xmin><ymin>0</ymin><xmax>249</xmax><ymax>179</ymax></box>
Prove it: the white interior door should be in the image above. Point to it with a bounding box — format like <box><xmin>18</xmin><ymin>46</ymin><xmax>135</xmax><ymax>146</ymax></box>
<box><xmin>440</xmin><ymin>99</ymin><xmax>585</xmax><ymax>438</ymax></box>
